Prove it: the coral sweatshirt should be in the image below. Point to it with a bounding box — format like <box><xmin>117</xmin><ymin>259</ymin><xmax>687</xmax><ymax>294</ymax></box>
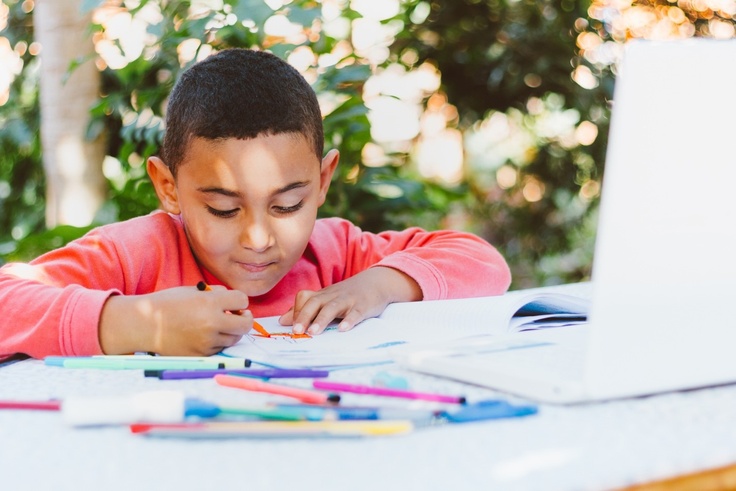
<box><xmin>0</xmin><ymin>212</ymin><xmax>510</xmax><ymax>359</ymax></box>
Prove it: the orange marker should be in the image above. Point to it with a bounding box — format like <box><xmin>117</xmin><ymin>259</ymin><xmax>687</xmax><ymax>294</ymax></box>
<box><xmin>196</xmin><ymin>281</ymin><xmax>271</xmax><ymax>337</ymax></box>
<box><xmin>270</xmin><ymin>332</ymin><xmax>311</xmax><ymax>339</ymax></box>
<box><xmin>214</xmin><ymin>374</ymin><xmax>340</xmax><ymax>404</ymax></box>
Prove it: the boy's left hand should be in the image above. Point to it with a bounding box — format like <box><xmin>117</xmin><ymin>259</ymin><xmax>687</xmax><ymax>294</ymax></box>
<box><xmin>278</xmin><ymin>266</ymin><xmax>422</xmax><ymax>335</ymax></box>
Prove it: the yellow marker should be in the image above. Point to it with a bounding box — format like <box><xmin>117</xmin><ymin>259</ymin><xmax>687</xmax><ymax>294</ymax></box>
<box><xmin>131</xmin><ymin>420</ymin><xmax>415</xmax><ymax>438</ymax></box>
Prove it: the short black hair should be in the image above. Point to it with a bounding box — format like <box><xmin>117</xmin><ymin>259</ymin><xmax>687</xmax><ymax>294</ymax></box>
<box><xmin>161</xmin><ymin>48</ymin><xmax>324</xmax><ymax>176</ymax></box>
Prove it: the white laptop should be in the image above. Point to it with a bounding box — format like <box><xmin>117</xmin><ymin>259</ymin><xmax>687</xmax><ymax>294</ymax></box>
<box><xmin>397</xmin><ymin>38</ymin><xmax>736</xmax><ymax>404</ymax></box>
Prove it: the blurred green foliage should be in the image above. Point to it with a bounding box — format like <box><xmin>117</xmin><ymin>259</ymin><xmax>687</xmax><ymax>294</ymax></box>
<box><xmin>6</xmin><ymin>0</ymin><xmax>722</xmax><ymax>288</ymax></box>
<box><xmin>391</xmin><ymin>0</ymin><xmax>613</xmax><ymax>286</ymax></box>
<box><xmin>1</xmin><ymin>0</ymin><xmax>471</xmax><ymax>266</ymax></box>
<box><xmin>0</xmin><ymin>0</ymin><xmax>603</xmax><ymax>285</ymax></box>
<box><xmin>87</xmin><ymin>0</ymin><xmax>460</xmax><ymax>235</ymax></box>
<box><xmin>0</xmin><ymin>0</ymin><xmax>44</xmax><ymax>262</ymax></box>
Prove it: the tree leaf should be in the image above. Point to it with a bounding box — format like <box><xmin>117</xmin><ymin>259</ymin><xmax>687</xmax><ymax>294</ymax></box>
<box><xmin>230</xmin><ymin>0</ymin><xmax>274</xmax><ymax>28</ymax></box>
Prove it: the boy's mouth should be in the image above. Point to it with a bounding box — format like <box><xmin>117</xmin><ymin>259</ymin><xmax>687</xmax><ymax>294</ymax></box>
<box><xmin>237</xmin><ymin>261</ymin><xmax>275</xmax><ymax>274</ymax></box>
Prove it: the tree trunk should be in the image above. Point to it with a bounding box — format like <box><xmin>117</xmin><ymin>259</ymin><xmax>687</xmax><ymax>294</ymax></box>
<box><xmin>34</xmin><ymin>0</ymin><xmax>106</xmax><ymax>228</ymax></box>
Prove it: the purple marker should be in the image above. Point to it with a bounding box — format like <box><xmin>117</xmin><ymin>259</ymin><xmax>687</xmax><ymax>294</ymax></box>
<box><xmin>145</xmin><ymin>368</ymin><xmax>330</xmax><ymax>380</ymax></box>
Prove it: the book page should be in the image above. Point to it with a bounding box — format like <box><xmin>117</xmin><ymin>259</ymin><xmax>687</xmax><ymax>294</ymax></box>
<box><xmin>222</xmin><ymin>296</ymin><xmax>496</xmax><ymax>368</ymax></box>
<box><xmin>222</xmin><ymin>283</ymin><xmax>592</xmax><ymax>368</ymax></box>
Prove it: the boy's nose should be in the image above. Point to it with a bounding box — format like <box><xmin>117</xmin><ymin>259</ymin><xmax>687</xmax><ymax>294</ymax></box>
<box><xmin>239</xmin><ymin>217</ymin><xmax>272</xmax><ymax>252</ymax></box>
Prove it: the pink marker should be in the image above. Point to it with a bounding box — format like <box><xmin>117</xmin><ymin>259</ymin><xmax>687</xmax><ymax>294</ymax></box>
<box><xmin>0</xmin><ymin>400</ymin><xmax>61</xmax><ymax>411</ymax></box>
<box><xmin>214</xmin><ymin>375</ymin><xmax>340</xmax><ymax>405</ymax></box>
<box><xmin>312</xmin><ymin>380</ymin><xmax>466</xmax><ymax>404</ymax></box>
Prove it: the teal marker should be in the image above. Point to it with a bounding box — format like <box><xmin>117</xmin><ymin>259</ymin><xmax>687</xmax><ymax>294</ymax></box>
<box><xmin>45</xmin><ymin>356</ymin><xmax>226</xmax><ymax>370</ymax></box>
<box><xmin>91</xmin><ymin>355</ymin><xmax>251</xmax><ymax>369</ymax></box>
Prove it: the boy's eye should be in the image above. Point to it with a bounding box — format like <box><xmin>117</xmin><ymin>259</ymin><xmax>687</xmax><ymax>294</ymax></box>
<box><xmin>273</xmin><ymin>201</ymin><xmax>304</xmax><ymax>215</ymax></box>
<box><xmin>206</xmin><ymin>206</ymin><xmax>239</xmax><ymax>218</ymax></box>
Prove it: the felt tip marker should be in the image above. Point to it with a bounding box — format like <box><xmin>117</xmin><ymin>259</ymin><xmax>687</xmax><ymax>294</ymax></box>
<box><xmin>90</xmin><ymin>355</ymin><xmax>251</xmax><ymax>369</ymax></box>
<box><xmin>61</xmin><ymin>391</ymin><xmax>221</xmax><ymax>426</ymax></box>
<box><xmin>274</xmin><ymin>404</ymin><xmax>440</xmax><ymax>424</ymax></box>
<box><xmin>214</xmin><ymin>374</ymin><xmax>340</xmax><ymax>405</ymax></box>
<box><xmin>45</xmin><ymin>357</ymin><xmax>227</xmax><ymax>371</ymax></box>
<box><xmin>0</xmin><ymin>400</ymin><xmax>62</xmax><ymax>411</ymax></box>
<box><xmin>196</xmin><ymin>281</ymin><xmax>271</xmax><ymax>337</ymax></box>
<box><xmin>312</xmin><ymin>380</ymin><xmax>466</xmax><ymax>404</ymax></box>
<box><xmin>130</xmin><ymin>420</ymin><xmax>414</xmax><ymax>438</ymax></box>
<box><xmin>145</xmin><ymin>368</ymin><xmax>330</xmax><ymax>380</ymax></box>
<box><xmin>277</xmin><ymin>400</ymin><xmax>538</xmax><ymax>424</ymax></box>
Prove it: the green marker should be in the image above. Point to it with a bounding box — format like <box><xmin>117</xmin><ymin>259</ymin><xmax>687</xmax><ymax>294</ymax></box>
<box><xmin>217</xmin><ymin>406</ymin><xmax>309</xmax><ymax>421</ymax></box>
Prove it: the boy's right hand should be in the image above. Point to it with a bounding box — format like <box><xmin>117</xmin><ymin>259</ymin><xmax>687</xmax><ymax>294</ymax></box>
<box><xmin>99</xmin><ymin>285</ymin><xmax>253</xmax><ymax>356</ymax></box>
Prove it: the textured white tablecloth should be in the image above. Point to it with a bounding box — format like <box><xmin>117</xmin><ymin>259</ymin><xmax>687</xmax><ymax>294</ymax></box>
<box><xmin>3</xmin><ymin>357</ymin><xmax>736</xmax><ymax>491</ymax></box>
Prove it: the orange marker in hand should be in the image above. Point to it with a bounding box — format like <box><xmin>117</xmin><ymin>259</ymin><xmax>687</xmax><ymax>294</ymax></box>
<box><xmin>196</xmin><ymin>281</ymin><xmax>270</xmax><ymax>337</ymax></box>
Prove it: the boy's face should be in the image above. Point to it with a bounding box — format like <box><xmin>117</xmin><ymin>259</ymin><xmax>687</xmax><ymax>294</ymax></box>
<box><xmin>149</xmin><ymin>133</ymin><xmax>338</xmax><ymax>297</ymax></box>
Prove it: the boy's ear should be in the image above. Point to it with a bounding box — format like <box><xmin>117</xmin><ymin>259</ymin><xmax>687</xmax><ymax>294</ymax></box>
<box><xmin>317</xmin><ymin>149</ymin><xmax>339</xmax><ymax>206</ymax></box>
<box><xmin>147</xmin><ymin>156</ymin><xmax>181</xmax><ymax>214</ymax></box>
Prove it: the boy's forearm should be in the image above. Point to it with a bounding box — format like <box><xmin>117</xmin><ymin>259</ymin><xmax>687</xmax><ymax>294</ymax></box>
<box><xmin>99</xmin><ymin>295</ymin><xmax>153</xmax><ymax>355</ymax></box>
<box><xmin>0</xmin><ymin>269</ymin><xmax>111</xmax><ymax>358</ymax></box>
<box><xmin>371</xmin><ymin>266</ymin><xmax>423</xmax><ymax>304</ymax></box>
<box><xmin>373</xmin><ymin>232</ymin><xmax>512</xmax><ymax>300</ymax></box>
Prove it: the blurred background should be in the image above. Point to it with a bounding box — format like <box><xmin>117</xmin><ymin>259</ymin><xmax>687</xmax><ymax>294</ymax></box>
<box><xmin>1</xmin><ymin>0</ymin><xmax>734</xmax><ymax>288</ymax></box>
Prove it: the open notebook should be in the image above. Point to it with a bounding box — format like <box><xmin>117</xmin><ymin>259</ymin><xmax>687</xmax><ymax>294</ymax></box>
<box><xmin>396</xmin><ymin>38</ymin><xmax>736</xmax><ymax>404</ymax></box>
<box><xmin>223</xmin><ymin>283</ymin><xmax>590</xmax><ymax>369</ymax></box>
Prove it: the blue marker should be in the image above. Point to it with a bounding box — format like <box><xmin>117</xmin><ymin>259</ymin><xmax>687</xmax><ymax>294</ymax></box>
<box><xmin>275</xmin><ymin>403</ymin><xmax>440</xmax><ymax>424</ymax></box>
<box><xmin>440</xmin><ymin>399</ymin><xmax>538</xmax><ymax>423</ymax></box>
<box><xmin>275</xmin><ymin>400</ymin><xmax>538</xmax><ymax>425</ymax></box>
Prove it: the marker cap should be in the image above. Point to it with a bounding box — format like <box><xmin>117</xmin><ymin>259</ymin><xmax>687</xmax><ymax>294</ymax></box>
<box><xmin>62</xmin><ymin>390</ymin><xmax>187</xmax><ymax>427</ymax></box>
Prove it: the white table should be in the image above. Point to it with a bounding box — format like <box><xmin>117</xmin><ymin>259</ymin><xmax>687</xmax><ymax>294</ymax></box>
<box><xmin>3</xmin><ymin>357</ymin><xmax>736</xmax><ymax>491</ymax></box>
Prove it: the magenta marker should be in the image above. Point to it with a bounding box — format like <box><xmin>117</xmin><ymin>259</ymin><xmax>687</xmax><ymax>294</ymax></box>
<box><xmin>312</xmin><ymin>380</ymin><xmax>466</xmax><ymax>404</ymax></box>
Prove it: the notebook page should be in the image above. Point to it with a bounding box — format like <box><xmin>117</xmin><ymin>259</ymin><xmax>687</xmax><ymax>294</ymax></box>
<box><xmin>222</xmin><ymin>283</ymin><xmax>591</xmax><ymax>368</ymax></box>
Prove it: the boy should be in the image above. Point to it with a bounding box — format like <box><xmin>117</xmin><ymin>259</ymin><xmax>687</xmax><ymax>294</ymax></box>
<box><xmin>0</xmin><ymin>49</ymin><xmax>511</xmax><ymax>359</ymax></box>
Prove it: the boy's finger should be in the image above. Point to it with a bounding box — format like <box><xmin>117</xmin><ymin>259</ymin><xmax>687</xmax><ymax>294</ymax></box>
<box><xmin>289</xmin><ymin>292</ymin><xmax>314</xmax><ymax>334</ymax></box>
<box><xmin>198</xmin><ymin>285</ymin><xmax>249</xmax><ymax>313</ymax></box>
<box><xmin>220</xmin><ymin>290</ymin><xmax>250</xmax><ymax>312</ymax></box>
<box><xmin>207</xmin><ymin>284</ymin><xmax>229</xmax><ymax>291</ymax></box>
<box><xmin>292</xmin><ymin>296</ymin><xmax>325</xmax><ymax>334</ymax></box>
<box><xmin>278</xmin><ymin>308</ymin><xmax>295</xmax><ymax>326</ymax></box>
<box><xmin>291</xmin><ymin>290</ymin><xmax>317</xmax><ymax>317</ymax></box>
<box><xmin>215</xmin><ymin>332</ymin><xmax>244</xmax><ymax>348</ymax></box>
<box><xmin>216</xmin><ymin>313</ymin><xmax>254</xmax><ymax>336</ymax></box>
<box><xmin>337</xmin><ymin>310</ymin><xmax>364</xmax><ymax>332</ymax></box>
<box><xmin>306</xmin><ymin>302</ymin><xmax>348</xmax><ymax>335</ymax></box>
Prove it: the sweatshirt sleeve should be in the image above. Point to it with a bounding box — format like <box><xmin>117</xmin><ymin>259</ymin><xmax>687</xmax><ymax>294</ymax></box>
<box><xmin>312</xmin><ymin>218</ymin><xmax>511</xmax><ymax>301</ymax></box>
<box><xmin>0</xmin><ymin>213</ymin><xmax>198</xmax><ymax>360</ymax></box>
<box><xmin>0</xmin><ymin>231</ymin><xmax>126</xmax><ymax>360</ymax></box>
